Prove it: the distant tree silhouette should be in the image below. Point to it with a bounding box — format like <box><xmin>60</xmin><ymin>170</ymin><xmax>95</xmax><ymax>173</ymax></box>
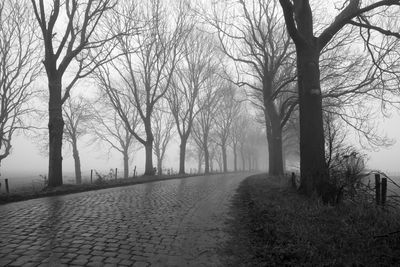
<box><xmin>0</xmin><ymin>0</ymin><xmax>41</xmax><ymax>165</ymax></box>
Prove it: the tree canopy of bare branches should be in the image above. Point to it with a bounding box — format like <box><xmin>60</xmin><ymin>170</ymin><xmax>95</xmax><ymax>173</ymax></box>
<box><xmin>63</xmin><ymin>96</ymin><xmax>92</xmax><ymax>184</ymax></box>
<box><xmin>167</xmin><ymin>28</ymin><xmax>218</xmax><ymax>174</ymax></box>
<box><xmin>95</xmin><ymin>0</ymin><xmax>190</xmax><ymax>175</ymax></box>
<box><xmin>210</xmin><ymin>0</ymin><xmax>297</xmax><ymax>176</ymax></box>
<box><xmin>213</xmin><ymin>85</ymin><xmax>241</xmax><ymax>173</ymax></box>
<box><xmin>31</xmin><ymin>0</ymin><xmax>119</xmax><ymax>186</ymax></box>
<box><xmin>279</xmin><ymin>0</ymin><xmax>400</xmax><ymax>200</ymax></box>
<box><xmin>91</xmin><ymin>96</ymin><xmax>139</xmax><ymax>179</ymax></box>
<box><xmin>0</xmin><ymin>0</ymin><xmax>41</xmax><ymax>165</ymax></box>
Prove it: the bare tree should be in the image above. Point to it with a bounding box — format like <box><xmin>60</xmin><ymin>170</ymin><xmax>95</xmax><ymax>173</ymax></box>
<box><xmin>0</xmin><ymin>0</ymin><xmax>41</xmax><ymax>166</ymax></box>
<box><xmin>152</xmin><ymin>102</ymin><xmax>175</xmax><ymax>175</ymax></box>
<box><xmin>63</xmin><ymin>96</ymin><xmax>92</xmax><ymax>184</ymax></box>
<box><xmin>210</xmin><ymin>0</ymin><xmax>297</xmax><ymax>176</ymax></box>
<box><xmin>213</xmin><ymin>85</ymin><xmax>240</xmax><ymax>172</ymax></box>
<box><xmin>187</xmin><ymin>140</ymin><xmax>204</xmax><ymax>174</ymax></box>
<box><xmin>91</xmin><ymin>97</ymin><xmax>139</xmax><ymax>179</ymax></box>
<box><xmin>167</xmin><ymin>28</ymin><xmax>217</xmax><ymax>174</ymax></box>
<box><xmin>230</xmin><ymin>111</ymin><xmax>249</xmax><ymax>172</ymax></box>
<box><xmin>31</xmin><ymin>0</ymin><xmax>120</xmax><ymax>186</ymax></box>
<box><xmin>95</xmin><ymin>0</ymin><xmax>189</xmax><ymax>175</ymax></box>
<box><xmin>279</xmin><ymin>0</ymin><xmax>400</xmax><ymax>198</ymax></box>
<box><xmin>191</xmin><ymin>78</ymin><xmax>222</xmax><ymax>174</ymax></box>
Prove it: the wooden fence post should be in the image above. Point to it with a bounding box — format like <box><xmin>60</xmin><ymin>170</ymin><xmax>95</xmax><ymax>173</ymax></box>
<box><xmin>375</xmin><ymin>174</ymin><xmax>381</xmax><ymax>205</ymax></box>
<box><xmin>5</xmin><ymin>178</ymin><xmax>9</xmax><ymax>194</ymax></box>
<box><xmin>133</xmin><ymin>166</ymin><xmax>136</xmax><ymax>178</ymax></box>
<box><xmin>90</xmin><ymin>169</ymin><xmax>93</xmax><ymax>184</ymax></box>
<box><xmin>115</xmin><ymin>168</ymin><xmax>118</xmax><ymax>180</ymax></box>
<box><xmin>381</xmin><ymin>177</ymin><xmax>387</xmax><ymax>206</ymax></box>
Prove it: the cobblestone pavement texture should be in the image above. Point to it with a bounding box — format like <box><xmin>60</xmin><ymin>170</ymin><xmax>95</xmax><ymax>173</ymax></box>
<box><xmin>0</xmin><ymin>173</ymin><xmax>248</xmax><ymax>266</ymax></box>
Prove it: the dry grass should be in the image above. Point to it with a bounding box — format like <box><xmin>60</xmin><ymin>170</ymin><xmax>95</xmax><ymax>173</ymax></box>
<box><xmin>225</xmin><ymin>174</ymin><xmax>400</xmax><ymax>266</ymax></box>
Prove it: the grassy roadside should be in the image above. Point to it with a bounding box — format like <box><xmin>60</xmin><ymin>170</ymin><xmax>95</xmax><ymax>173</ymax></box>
<box><xmin>225</xmin><ymin>173</ymin><xmax>400</xmax><ymax>266</ymax></box>
<box><xmin>0</xmin><ymin>172</ymin><xmax>235</xmax><ymax>205</ymax></box>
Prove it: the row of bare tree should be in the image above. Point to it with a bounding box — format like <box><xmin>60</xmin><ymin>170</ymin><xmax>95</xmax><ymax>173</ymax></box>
<box><xmin>0</xmin><ymin>0</ymin><xmax>399</xmax><ymax>202</ymax></box>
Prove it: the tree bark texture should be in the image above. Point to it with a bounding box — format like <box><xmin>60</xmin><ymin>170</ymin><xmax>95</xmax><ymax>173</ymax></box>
<box><xmin>144</xmin><ymin>119</ymin><xmax>154</xmax><ymax>175</ymax></box>
<box><xmin>48</xmin><ymin>77</ymin><xmax>64</xmax><ymax>187</ymax></box>
<box><xmin>179</xmin><ymin>138</ymin><xmax>187</xmax><ymax>174</ymax></box>
<box><xmin>157</xmin><ymin>154</ymin><xmax>162</xmax><ymax>175</ymax></box>
<box><xmin>222</xmin><ymin>144</ymin><xmax>227</xmax><ymax>173</ymax></box>
<box><xmin>72</xmin><ymin>139</ymin><xmax>82</xmax><ymax>185</ymax></box>
<box><xmin>266</xmin><ymin>123</ymin><xmax>284</xmax><ymax>176</ymax></box>
<box><xmin>123</xmin><ymin>153</ymin><xmax>129</xmax><ymax>179</ymax></box>
<box><xmin>296</xmin><ymin>43</ymin><xmax>327</xmax><ymax>197</ymax></box>
<box><xmin>144</xmin><ymin>141</ymin><xmax>154</xmax><ymax>175</ymax></box>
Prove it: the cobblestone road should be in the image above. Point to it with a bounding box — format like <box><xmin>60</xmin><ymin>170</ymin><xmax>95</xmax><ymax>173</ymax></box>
<box><xmin>0</xmin><ymin>173</ymin><xmax>248</xmax><ymax>266</ymax></box>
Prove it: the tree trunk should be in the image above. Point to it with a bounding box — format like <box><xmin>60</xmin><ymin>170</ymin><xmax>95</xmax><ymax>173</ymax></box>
<box><xmin>72</xmin><ymin>139</ymin><xmax>82</xmax><ymax>185</ymax></box>
<box><xmin>264</xmin><ymin>83</ymin><xmax>284</xmax><ymax>176</ymax></box>
<box><xmin>233</xmin><ymin>143</ymin><xmax>237</xmax><ymax>172</ymax></box>
<box><xmin>48</xmin><ymin>77</ymin><xmax>64</xmax><ymax>187</ymax></box>
<box><xmin>222</xmin><ymin>144</ymin><xmax>227</xmax><ymax>173</ymax></box>
<box><xmin>157</xmin><ymin>154</ymin><xmax>162</xmax><ymax>175</ymax></box>
<box><xmin>179</xmin><ymin>137</ymin><xmax>187</xmax><ymax>174</ymax></box>
<box><xmin>197</xmin><ymin>151</ymin><xmax>202</xmax><ymax>174</ymax></box>
<box><xmin>123</xmin><ymin>152</ymin><xmax>129</xmax><ymax>179</ymax></box>
<box><xmin>204</xmin><ymin>141</ymin><xmax>210</xmax><ymax>174</ymax></box>
<box><xmin>241</xmin><ymin>148</ymin><xmax>245</xmax><ymax>171</ymax></box>
<box><xmin>248</xmin><ymin>157</ymin><xmax>251</xmax><ymax>171</ymax></box>
<box><xmin>296</xmin><ymin>44</ymin><xmax>327</xmax><ymax>197</ymax></box>
<box><xmin>266</xmin><ymin>126</ymin><xmax>284</xmax><ymax>176</ymax></box>
<box><xmin>144</xmin><ymin>141</ymin><xmax>154</xmax><ymax>175</ymax></box>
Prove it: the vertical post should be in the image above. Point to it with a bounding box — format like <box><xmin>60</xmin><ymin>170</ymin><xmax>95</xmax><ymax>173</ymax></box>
<box><xmin>381</xmin><ymin>177</ymin><xmax>387</xmax><ymax>206</ymax></box>
<box><xmin>375</xmin><ymin>174</ymin><xmax>381</xmax><ymax>205</ymax></box>
<box><xmin>115</xmin><ymin>168</ymin><xmax>118</xmax><ymax>180</ymax></box>
<box><xmin>5</xmin><ymin>178</ymin><xmax>9</xmax><ymax>194</ymax></box>
<box><xmin>90</xmin><ymin>169</ymin><xmax>93</xmax><ymax>184</ymax></box>
<box><xmin>134</xmin><ymin>166</ymin><xmax>136</xmax><ymax>178</ymax></box>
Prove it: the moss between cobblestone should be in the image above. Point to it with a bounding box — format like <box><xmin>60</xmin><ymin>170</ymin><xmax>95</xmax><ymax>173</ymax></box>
<box><xmin>0</xmin><ymin>172</ymin><xmax>234</xmax><ymax>205</ymax></box>
<box><xmin>224</xmin><ymin>173</ymin><xmax>400</xmax><ymax>266</ymax></box>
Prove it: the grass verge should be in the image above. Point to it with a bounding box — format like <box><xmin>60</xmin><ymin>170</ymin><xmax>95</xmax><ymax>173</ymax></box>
<box><xmin>225</xmin><ymin>173</ymin><xmax>400</xmax><ymax>266</ymax></box>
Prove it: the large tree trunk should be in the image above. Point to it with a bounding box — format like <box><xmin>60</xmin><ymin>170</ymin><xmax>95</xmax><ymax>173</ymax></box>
<box><xmin>179</xmin><ymin>137</ymin><xmax>187</xmax><ymax>174</ymax></box>
<box><xmin>157</xmin><ymin>154</ymin><xmax>162</xmax><ymax>175</ymax></box>
<box><xmin>144</xmin><ymin>119</ymin><xmax>154</xmax><ymax>175</ymax></box>
<box><xmin>264</xmin><ymin>82</ymin><xmax>284</xmax><ymax>176</ymax></box>
<box><xmin>296</xmin><ymin>43</ymin><xmax>327</xmax><ymax>197</ymax></box>
<box><xmin>123</xmin><ymin>152</ymin><xmax>129</xmax><ymax>179</ymax></box>
<box><xmin>233</xmin><ymin>143</ymin><xmax>237</xmax><ymax>172</ymax></box>
<box><xmin>48</xmin><ymin>77</ymin><xmax>64</xmax><ymax>187</ymax></box>
<box><xmin>197</xmin><ymin>152</ymin><xmax>202</xmax><ymax>174</ymax></box>
<box><xmin>72</xmin><ymin>139</ymin><xmax>82</xmax><ymax>185</ymax></box>
<box><xmin>266</xmin><ymin>125</ymin><xmax>284</xmax><ymax>176</ymax></box>
<box><xmin>144</xmin><ymin>141</ymin><xmax>154</xmax><ymax>175</ymax></box>
<box><xmin>222</xmin><ymin>144</ymin><xmax>227</xmax><ymax>173</ymax></box>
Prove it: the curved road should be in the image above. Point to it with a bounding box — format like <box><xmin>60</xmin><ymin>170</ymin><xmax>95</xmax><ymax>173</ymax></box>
<box><xmin>0</xmin><ymin>173</ymin><xmax>248</xmax><ymax>266</ymax></box>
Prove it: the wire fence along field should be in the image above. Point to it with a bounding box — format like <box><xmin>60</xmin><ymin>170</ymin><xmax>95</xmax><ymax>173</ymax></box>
<box><xmin>365</xmin><ymin>172</ymin><xmax>400</xmax><ymax>208</ymax></box>
<box><xmin>0</xmin><ymin>166</ymin><xmax>199</xmax><ymax>195</ymax></box>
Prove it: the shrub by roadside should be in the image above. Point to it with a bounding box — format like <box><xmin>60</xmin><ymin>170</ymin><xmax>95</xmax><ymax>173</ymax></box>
<box><xmin>225</xmin><ymin>173</ymin><xmax>400</xmax><ymax>266</ymax></box>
